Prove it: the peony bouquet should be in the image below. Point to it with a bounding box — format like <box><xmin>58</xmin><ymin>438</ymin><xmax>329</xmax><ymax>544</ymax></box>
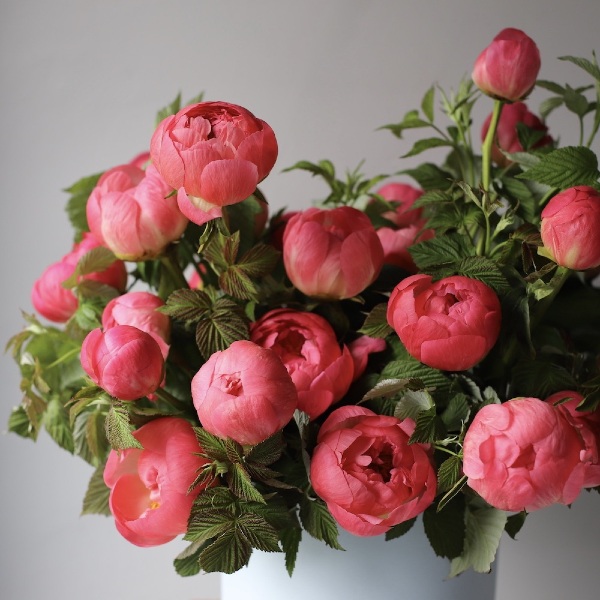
<box><xmin>7</xmin><ymin>28</ymin><xmax>600</xmax><ymax>578</ymax></box>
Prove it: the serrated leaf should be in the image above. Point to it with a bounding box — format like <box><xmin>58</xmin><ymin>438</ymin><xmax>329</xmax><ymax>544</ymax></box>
<box><xmin>559</xmin><ymin>55</ymin><xmax>600</xmax><ymax>82</ymax></box>
<box><xmin>441</xmin><ymin>393</ymin><xmax>470</xmax><ymax>431</ymax></box>
<box><xmin>104</xmin><ymin>401</ymin><xmax>142</xmax><ymax>450</ymax></box>
<box><xmin>81</xmin><ymin>463</ymin><xmax>111</xmax><ymax>516</ymax></box>
<box><xmin>237</xmin><ymin>513</ymin><xmax>282</xmax><ymax>552</ymax></box>
<box><xmin>380</xmin><ymin>110</ymin><xmax>432</xmax><ymax>139</ymax></box>
<box><xmin>517</xmin><ymin>146</ymin><xmax>600</xmax><ymax>188</ymax></box>
<box><xmin>449</xmin><ymin>504</ymin><xmax>507</xmax><ymax>576</ymax></box>
<box><xmin>394</xmin><ymin>389</ymin><xmax>435</xmax><ymax>421</ymax></box>
<box><xmin>358</xmin><ymin>303</ymin><xmax>392</xmax><ymax>338</ymax></box>
<box><xmin>194</xmin><ymin>427</ymin><xmax>229</xmax><ymax>461</ymax></box>
<box><xmin>245</xmin><ymin>433</ymin><xmax>285</xmax><ymax>466</ymax></box>
<box><xmin>228</xmin><ymin>463</ymin><xmax>266</xmax><ymax>504</ymax></box>
<box><xmin>453</xmin><ymin>256</ymin><xmax>510</xmax><ymax>292</ymax></box>
<box><xmin>424</xmin><ymin>495</ymin><xmax>465</xmax><ymax>559</ymax></box>
<box><xmin>436</xmin><ymin>455</ymin><xmax>463</xmax><ymax>493</ymax></box>
<box><xmin>409</xmin><ymin>405</ymin><xmax>446</xmax><ymax>444</ymax></box>
<box><xmin>280</xmin><ymin>526</ymin><xmax>302</xmax><ymax>576</ymax></box>
<box><xmin>380</xmin><ymin>358</ymin><xmax>451</xmax><ymax>394</ymax></box>
<box><xmin>174</xmin><ymin>541</ymin><xmax>205</xmax><ymax>577</ymax></box>
<box><xmin>398</xmin><ymin>163</ymin><xmax>453</xmax><ymax>191</ymax></box>
<box><xmin>195</xmin><ymin>300</ymin><xmax>249</xmax><ymax>359</ymax></box>
<box><xmin>299</xmin><ymin>498</ymin><xmax>343</xmax><ymax>550</ymax></box>
<box><xmin>161</xmin><ymin>288</ymin><xmax>212</xmax><ymax>323</ymax></box>
<box><xmin>199</xmin><ymin>529</ymin><xmax>252</xmax><ymax>574</ymax></box>
<box><xmin>363</xmin><ymin>378</ymin><xmax>414</xmax><ymax>402</ymax></box>
<box><xmin>186</xmin><ymin>508</ymin><xmax>237</xmax><ymax>543</ymax></box>
<box><xmin>410</xmin><ymin>232</ymin><xmax>475</xmax><ymax>270</ymax></box>
<box><xmin>7</xmin><ymin>404</ymin><xmax>38</xmax><ymax>440</ymax></box>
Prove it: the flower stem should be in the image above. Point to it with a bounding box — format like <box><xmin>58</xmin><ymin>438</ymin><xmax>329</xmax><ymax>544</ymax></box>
<box><xmin>481</xmin><ymin>100</ymin><xmax>504</xmax><ymax>194</ymax></box>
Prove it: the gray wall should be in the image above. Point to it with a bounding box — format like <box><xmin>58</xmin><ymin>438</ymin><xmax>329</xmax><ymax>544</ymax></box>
<box><xmin>1</xmin><ymin>1</ymin><xmax>598</xmax><ymax>599</ymax></box>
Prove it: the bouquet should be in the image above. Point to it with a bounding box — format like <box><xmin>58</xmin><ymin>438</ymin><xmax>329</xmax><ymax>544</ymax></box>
<box><xmin>7</xmin><ymin>27</ymin><xmax>600</xmax><ymax>578</ymax></box>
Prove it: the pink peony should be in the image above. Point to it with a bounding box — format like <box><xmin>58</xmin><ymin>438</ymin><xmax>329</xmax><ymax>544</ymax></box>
<box><xmin>250</xmin><ymin>308</ymin><xmax>355</xmax><ymax>419</ymax></box>
<box><xmin>87</xmin><ymin>163</ymin><xmax>188</xmax><ymax>260</ymax></box>
<box><xmin>150</xmin><ymin>101</ymin><xmax>278</xmax><ymax>225</ymax></box>
<box><xmin>102</xmin><ymin>291</ymin><xmax>171</xmax><ymax>359</ymax></box>
<box><xmin>387</xmin><ymin>274</ymin><xmax>501</xmax><ymax>371</ymax></box>
<box><xmin>283</xmin><ymin>206</ymin><xmax>384</xmax><ymax>300</ymax></box>
<box><xmin>310</xmin><ymin>406</ymin><xmax>436</xmax><ymax>536</ymax></box>
<box><xmin>192</xmin><ymin>340</ymin><xmax>298</xmax><ymax>445</ymax></box>
<box><xmin>80</xmin><ymin>324</ymin><xmax>165</xmax><ymax>401</ymax></box>
<box><xmin>481</xmin><ymin>101</ymin><xmax>553</xmax><ymax>167</ymax></box>
<box><xmin>31</xmin><ymin>232</ymin><xmax>127</xmax><ymax>323</ymax></box>
<box><xmin>347</xmin><ymin>335</ymin><xmax>387</xmax><ymax>382</ymax></box>
<box><xmin>472</xmin><ymin>28</ymin><xmax>541</xmax><ymax>102</ymax></box>
<box><xmin>104</xmin><ymin>417</ymin><xmax>209</xmax><ymax>546</ymax></box>
<box><xmin>546</xmin><ymin>391</ymin><xmax>600</xmax><ymax>489</ymax></box>
<box><xmin>540</xmin><ymin>186</ymin><xmax>600</xmax><ymax>270</ymax></box>
<box><xmin>463</xmin><ymin>397</ymin><xmax>588</xmax><ymax>512</ymax></box>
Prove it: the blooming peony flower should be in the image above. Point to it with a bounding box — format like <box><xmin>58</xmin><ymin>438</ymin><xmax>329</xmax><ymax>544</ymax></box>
<box><xmin>87</xmin><ymin>163</ymin><xmax>188</xmax><ymax>260</ymax></box>
<box><xmin>31</xmin><ymin>232</ymin><xmax>127</xmax><ymax>323</ymax></box>
<box><xmin>250</xmin><ymin>308</ymin><xmax>355</xmax><ymax>419</ymax></box>
<box><xmin>546</xmin><ymin>391</ymin><xmax>600</xmax><ymax>489</ymax></box>
<box><xmin>104</xmin><ymin>417</ymin><xmax>209</xmax><ymax>547</ymax></box>
<box><xmin>463</xmin><ymin>397</ymin><xmax>588</xmax><ymax>512</ymax></box>
<box><xmin>540</xmin><ymin>186</ymin><xmax>600</xmax><ymax>270</ymax></box>
<box><xmin>372</xmin><ymin>182</ymin><xmax>434</xmax><ymax>272</ymax></box>
<box><xmin>472</xmin><ymin>28</ymin><xmax>541</xmax><ymax>102</ymax></box>
<box><xmin>80</xmin><ymin>324</ymin><xmax>165</xmax><ymax>400</ymax></box>
<box><xmin>192</xmin><ymin>340</ymin><xmax>298</xmax><ymax>445</ymax></box>
<box><xmin>310</xmin><ymin>406</ymin><xmax>436</xmax><ymax>536</ymax></box>
<box><xmin>387</xmin><ymin>274</ymin><xmax>501</xmax><ymax>371</ymax></box>
<box><xmin>102</xmin><ymin>291</ymin><xmax>171</xmax><ymax>359</ymax></box>
<box><xmin>283</xmin><ymin>206</ymin><xmax>384</xmax><ymax>300</ymax></box>
<box><xmin>150</xmin><ymin>101</ymin><xmax>278</xmax><ymax>225</ymax></box>
<box><xmin>481</xmin><ymin>101</ymin><xmax>552</xmax><ymax>167</ymax></box>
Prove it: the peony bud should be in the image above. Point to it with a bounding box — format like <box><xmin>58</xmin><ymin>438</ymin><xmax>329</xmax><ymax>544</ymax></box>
<box><xmin>283</xmin><ymin>206</ymin><xmax>384</xmax><ymax>300</ymax></box>
<box><xmin>192</xmin><ymin>340</ymin><xmax>297</xmax><ymax>445</ymax></box>
<box><xmin>104</xmin><ymin>417</ymin><xmax>209</xmax><ymax>546</ymax></box>
<box><xmin>387</xmin><ymin>274</ymin><xmax>501</xmax><ymax>371</ymax></box>
<box><xmin>150</xmin><ymin>101</ymin><xmax>278</xmax><ymax>226</ymax></box>
<box><xmin>87</xmin><ymin>163</ymin><xmax>188</xmax><ymax>260</ymax></box>
<box><xmin>472</xmin><ymin>28</ymin><xmax>541</xmax><ymax>102</ymax></box>
<box><xmin>80</xmin><ymin>324</ymin><xmax>165</xmax><ymax>400</ymax></box>
<box><xmin>102</xmin><ymin>291</ymin><xmax>171</xmax><ymax>359</ymax></box>
<box><xmin>540</xmin><ymin>186</ymin><xmax>600</xmax><ymax>270</ymax></box>
<box><xmin>463</xmin><ymin>397</ymin><xmax>588</xmax><ymax>512</ymax></box>
<box><xmin>311</xmin><ymin>406</ymin><xmax>436</xmax><ymax>536</ymax></box>
<box><xmin>481</xmin><ymin>101</ymin><xmax>552</xmax><ymax>166</ymax></box>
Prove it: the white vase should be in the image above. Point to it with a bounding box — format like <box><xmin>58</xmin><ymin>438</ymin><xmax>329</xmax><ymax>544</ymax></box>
<box><xmin>221</xmin><ymin>524</ymin><xmax>497</xmax><ymax>600</ymax></box>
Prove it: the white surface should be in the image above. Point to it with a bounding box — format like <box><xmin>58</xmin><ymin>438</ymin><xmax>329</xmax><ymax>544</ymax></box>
<box><xmin>1</xmin><ymin>1</ymin><xmax>599</xmax><ymax>599</ymax></box>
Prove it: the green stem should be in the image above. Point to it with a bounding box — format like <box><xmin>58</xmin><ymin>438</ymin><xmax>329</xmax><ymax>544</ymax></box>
<box><xmin>481</xmin><ymin>100</ymin><xmax>504</xmax><ymax>194</ymax></box>
<box><xmin>158</xmin><ymin>246</ymin><xmax>190</xmax><ymax>300</ymax></box>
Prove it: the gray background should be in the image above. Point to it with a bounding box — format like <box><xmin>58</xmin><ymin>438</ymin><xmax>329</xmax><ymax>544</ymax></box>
<box><xmin>1</xmin><ymin>1</ymin><xmax>599</xmax><ymax>599</ymax></box>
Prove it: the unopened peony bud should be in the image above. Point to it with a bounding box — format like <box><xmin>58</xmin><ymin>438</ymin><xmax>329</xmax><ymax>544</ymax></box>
<box><xmin>472</xmin><ymin>28</ymin><xmax>541</xmax><ymax>102</ymax></box>
<box><xmin>283</xmin><ymin>206</ymin><xmax>384</xmax><ymax>300</ymax></box>
<box><xmin>540</xmin><ymin>186</ymin><xmax>600</xmax><ymax>270</ymax></box>
<box><xmin>80</xmin><ymin>324</ymin><xmax>165</xmax><ymax>400</ymax></box>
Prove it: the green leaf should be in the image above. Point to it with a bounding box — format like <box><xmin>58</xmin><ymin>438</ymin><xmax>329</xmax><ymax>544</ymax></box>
<box><xmin>559</xmin><ymin>55</ymin><xmax>600</xmax><ymax>82</ymax></box>
<box><xmin>161</xmin><ymin>288</ymin><xmax>212</xmax><ymax>324</ymax></box>
<box><xmin>452</xmin><ymin>256</ymin><xmax>510</xmax><ymax>293</ymax></box>
<box><xmin>449</xmin><ymin>503</ymin><xmax>507</xmax><ymax>576</ymax></box>
<box><xmin>81</xmin><ymin>463</ymin><xmax>111</xmax><ymax>516</ymax></box>
<box><xmin>505</xmin><ymin>511</ymin><xmax>527</xmax><ymax>540</ymax></box>
<box><xmin>7</xmin><ymin>404</ymin><xmax>38</xmax><ymax>440</ymax></box>
<box><xmin>380</xmin><ymin>110</ymin><xmax>432</xmax><ymax>139</ymax></box>
<box><xmin>174</xmin><ymin>541</ymin><xmax>205</xmax><ymax>577</ymax></box>
<box><xmin>424</xmin><ymin>495</ymin><xmax>465</xmax><ymax>559</ymax></box>
<box><xmin>280</xmin><ymin>526</ymin><xmax>302</xmax><ymax>576</ymax></box>
<box><xmin>410</xmin><ymin>232</ymin><xmax>475</xmax><ymax>270</ymax></box>
<box><xmin>385</xmin><ymin>517</ymin><xmax>416</xmax><ymax>540</ymax></box>
<box><xmin>199</xmin><ymin>529</ymin><xmax>252</xmax><ymax>574</ymax></box>
<box><xmin>186</xmin><ymin>508</ymin><xmax>238</xmax><ymax>543</ymax></box>
<box><xmin>402</xmin><ymin>137</ymin><xmax>452</xmax><ymax>158</ymax></box>
<box><xmin>245</xmin><ymin>433</ymin><xmax>285</xmax><ymax>467</ymax></box>
<box><xmin>64</xmin><ymin>172</ymin><xmax>102</xmax><ymax>239</ymax></box>
<box><xmin>409</xmin><ymin>406</ymin><xmax>446</xmax><ymax>444</ymax></box>
<box><xmin>228</xmin><ymin>463</ymin><xmax>266</xmax><ymax>504</ymax></box>
<box><xmin>436</xmin><ymin>455</ymin><xmax>463</xmax><ymax>493</ymax></box>
<box><xmin>441</xmin><ymin>393</ymin><xmax>470</xmax><ymax>431</ymax></box>
<box><xmin>44</xmin><ymin>397</ymin><xmax>74</xmax><ymax>453</ymax></box>
<box><xmin>358</xmin><ymin>303</ymin><xmax>392</xmax><ymax>338</ymax></box>
<box><xmin>299</xmin><ymin>498</ymin><xmax>343</xmax><ymax>550</ymax></box>
<box><xmin>104</xmin><ymin>401</ymin><xmax>142</xmax><ymax>450</ymax></box>
<box><xmin>517</xmin><ymin>146</ymin><xmax>600</xmax><ymax>188</ymax></box>
<box><xmin>380</xmin><ymin>358</ymin><xmax>451</xmax><ymax>395</ymax></box>
<box><xmin>394</xmin><ymin>389</ymin><xmax>435</xmax><ymax>421</ymax></box>
<box><xmin>237</xmin><ymin>512</ymin><xmax>282</xmax><ymax>553</ymax></box>
<box><xmin>421</xmin><ymin>86</ymin><xmax>436</xmax><ymax>122</ymax></box>
<box><xmin>194</xmin><ymin>427</ymin><xmax>229</xmax><ymax>461</ymax></box>
<box><xmin>398</xmin><ymin>163</ymin><xmax>453</xmax><ymax>190</ymax></box>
